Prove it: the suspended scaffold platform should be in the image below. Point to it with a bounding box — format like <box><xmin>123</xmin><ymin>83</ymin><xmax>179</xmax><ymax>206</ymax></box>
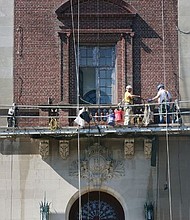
<box><xmin>0</xmin><ymin>100</ymin><xmax>189</xmax><ymax>138</ymax></box>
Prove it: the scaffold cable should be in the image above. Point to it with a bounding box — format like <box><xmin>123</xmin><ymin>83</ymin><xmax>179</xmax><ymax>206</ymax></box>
<box><xmin>70</xmin><ymin>0</ymin><xmax>82</xmax><ymax>219</ymax></box>
<box><xmin>161</xmin><ymin>0</ymin><xmax>173</xmax><ymax>218</ymax></box>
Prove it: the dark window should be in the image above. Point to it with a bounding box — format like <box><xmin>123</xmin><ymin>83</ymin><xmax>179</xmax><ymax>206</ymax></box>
<box><xmin>79</xmin><ymin>46</ymin><xmax>116</xmax><ymax>104</ymax></box>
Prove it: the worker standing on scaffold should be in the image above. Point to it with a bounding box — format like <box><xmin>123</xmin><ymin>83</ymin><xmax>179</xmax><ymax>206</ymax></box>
<box><xmin>121</xmin><ymin>85</ymin><xmax>140</xmax><ymax>126</ymax></box>
<box><xmin>7</xmin><ymin>103</ymin><xmax>18</xmax><ymax>127</ymax></box>
<box><xmin>148</xmin><ymin>83</ymin><xmax>172</xmax><ymax>124</ymax></box>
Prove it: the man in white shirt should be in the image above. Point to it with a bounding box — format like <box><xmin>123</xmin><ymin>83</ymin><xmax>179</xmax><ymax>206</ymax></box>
<box><xmin>148</xmin><ymin>84</ymin><xmax>172</xmax><ymax>124</ymax></box>
<box><xmin>7</xmin><ymin>103</ymin><xmax>17</xmax><ymax>127</ymax></box>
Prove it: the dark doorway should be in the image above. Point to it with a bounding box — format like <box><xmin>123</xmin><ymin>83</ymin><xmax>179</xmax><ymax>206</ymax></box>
<box><xmin>69</xmin><ymin>191</ymin><xmax>125</xmax><ymax>220</ymax></box>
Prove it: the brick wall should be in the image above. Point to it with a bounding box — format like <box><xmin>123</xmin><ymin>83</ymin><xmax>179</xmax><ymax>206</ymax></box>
<box><xmin>14</xmin><ymin>0</ymin><xmax>178</xmax><ymax>106</ymax></box>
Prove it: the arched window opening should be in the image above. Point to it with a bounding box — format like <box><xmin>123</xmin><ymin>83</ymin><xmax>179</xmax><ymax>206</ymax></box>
<box><xmin>69</xmin><ymin>191</ymin><xmax>125</xmax><ymax>220</ymax></box>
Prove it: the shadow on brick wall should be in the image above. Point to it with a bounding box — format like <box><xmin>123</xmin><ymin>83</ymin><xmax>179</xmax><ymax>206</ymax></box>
<box><xmin>132</xmin><ymin>15</ymin><xmax>161</xmax><ymax>95</ymax></box>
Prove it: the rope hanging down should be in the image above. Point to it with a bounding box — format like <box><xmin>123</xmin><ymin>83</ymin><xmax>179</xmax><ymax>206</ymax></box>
<box><xmin>70</xmin><ymin>0</ymin><xmax>82</xmax><ymax>219</ymax></box>
<box><xmin>161</xmin><ymin>0</ymin><xmax>173</xmax><ymax>219</ymax></box>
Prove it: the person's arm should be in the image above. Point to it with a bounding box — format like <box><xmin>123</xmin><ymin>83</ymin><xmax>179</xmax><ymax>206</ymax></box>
<box><xmin>131</xmin><ymin>94</ymin><xmax>140</xmax><ymax>98</ymax></box>
<box><xmin>149</xmin><ymin>91</ymin><xmax>160</xmax><ymax>102</ymax></box>
<box><xmin>151</xmin><ymin>95</ymin><xmax>159</xmax><ymax>101</ymax></box>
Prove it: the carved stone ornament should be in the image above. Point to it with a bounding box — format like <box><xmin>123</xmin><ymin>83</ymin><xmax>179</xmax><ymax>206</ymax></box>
<box><xmin>59</xmin><ymin>140</ymin><xmax>69</xmax><ymax>159</ymax></box>
<box><xmin>124</xmin><ymin>138</ymin><xmax>135</xmax><ymax>159</ymax></box>
<box><xmin>39</xmin><ymin>140</ymin><xmax>49</xmax><ymax>159</ymax></box>
<box><xmin>69</xmin><ymin>143</ymin><xmax>124</xmax><ymax>187</ymax></box>
<box><xmin>144</xmin><ymin>139</ymin><xmax>152</xmax><ymax>159</ymax></box>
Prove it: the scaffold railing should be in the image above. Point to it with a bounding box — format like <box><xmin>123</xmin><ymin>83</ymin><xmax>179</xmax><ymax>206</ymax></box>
<box><xmin>0</xmin><ymin>99</ymin><xmax>190</xmax><ymax>136</ymax></box>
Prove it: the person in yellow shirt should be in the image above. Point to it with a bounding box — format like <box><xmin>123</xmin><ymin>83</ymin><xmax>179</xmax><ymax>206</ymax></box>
<box><xmin>122</xmin><ymin>85</ymin><xmax>140</xmax><ymax>125</ymax></box>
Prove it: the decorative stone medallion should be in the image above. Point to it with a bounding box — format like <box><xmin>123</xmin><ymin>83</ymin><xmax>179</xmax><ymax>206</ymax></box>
<box><xmin>70</xmin><ymin>143</ymin><xmax>124</xmax><ymax>186</ymax></box>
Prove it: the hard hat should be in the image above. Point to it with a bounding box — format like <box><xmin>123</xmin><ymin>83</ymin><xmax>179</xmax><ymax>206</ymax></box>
<box><xmin>157</xmin><ymin>83</ymin><xmax>164</xmax><ymax>91</ymax></box>
<box><xmin>126</xmin><ymin>85</ymin><xmax>132</xmax><ymax>90</ymax></box>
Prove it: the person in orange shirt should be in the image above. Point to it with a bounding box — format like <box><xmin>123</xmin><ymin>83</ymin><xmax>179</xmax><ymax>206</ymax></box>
<box><xmin>122</xmin><ymin>85</ymin><xmax>140</xmax><ymax>125</ymax></box>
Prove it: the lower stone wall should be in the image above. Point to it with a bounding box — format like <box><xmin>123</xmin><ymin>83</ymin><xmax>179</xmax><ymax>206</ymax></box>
<box><xmin>157</xmin><ymin>136</ymin><xmax>190</xmax><ymax>220</ymax></box>
<box><xmin>3</xmin><ymin>135</ymin><xmax>187</xmax><ymax>219</ymax></box>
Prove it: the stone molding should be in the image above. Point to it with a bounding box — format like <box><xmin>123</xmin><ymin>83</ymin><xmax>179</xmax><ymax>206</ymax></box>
<box><xmin>39</xmin><ymin>140</ymin><xmax>49</xmax><ymax>159</ymax></box>
<box><xmin>59</xmin><ymin>140</ymin><xmax>70</xmax><ymax>159</ymax></box>
<box><xmin>144</xmin><ymin>139</ymin><xmax>152</xmax><ymax>159</ymax></box>
<box><xmin>124</xmin><ymin>138</ymin><xmax>134</xmax><ymax>159</ymax></box>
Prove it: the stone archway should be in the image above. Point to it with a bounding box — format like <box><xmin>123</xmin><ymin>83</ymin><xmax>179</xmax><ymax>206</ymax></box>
<box><xmin>69</xmin><ymin>191</ymin><xmax>125</xmax><ymax>220</ymax></box>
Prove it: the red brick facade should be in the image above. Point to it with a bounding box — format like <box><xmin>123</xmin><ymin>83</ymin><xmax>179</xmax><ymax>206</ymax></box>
<box><xmin>14</xmin><ymin>0</ymin><xmax>178</xmax><ymax>106</ymax></box>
